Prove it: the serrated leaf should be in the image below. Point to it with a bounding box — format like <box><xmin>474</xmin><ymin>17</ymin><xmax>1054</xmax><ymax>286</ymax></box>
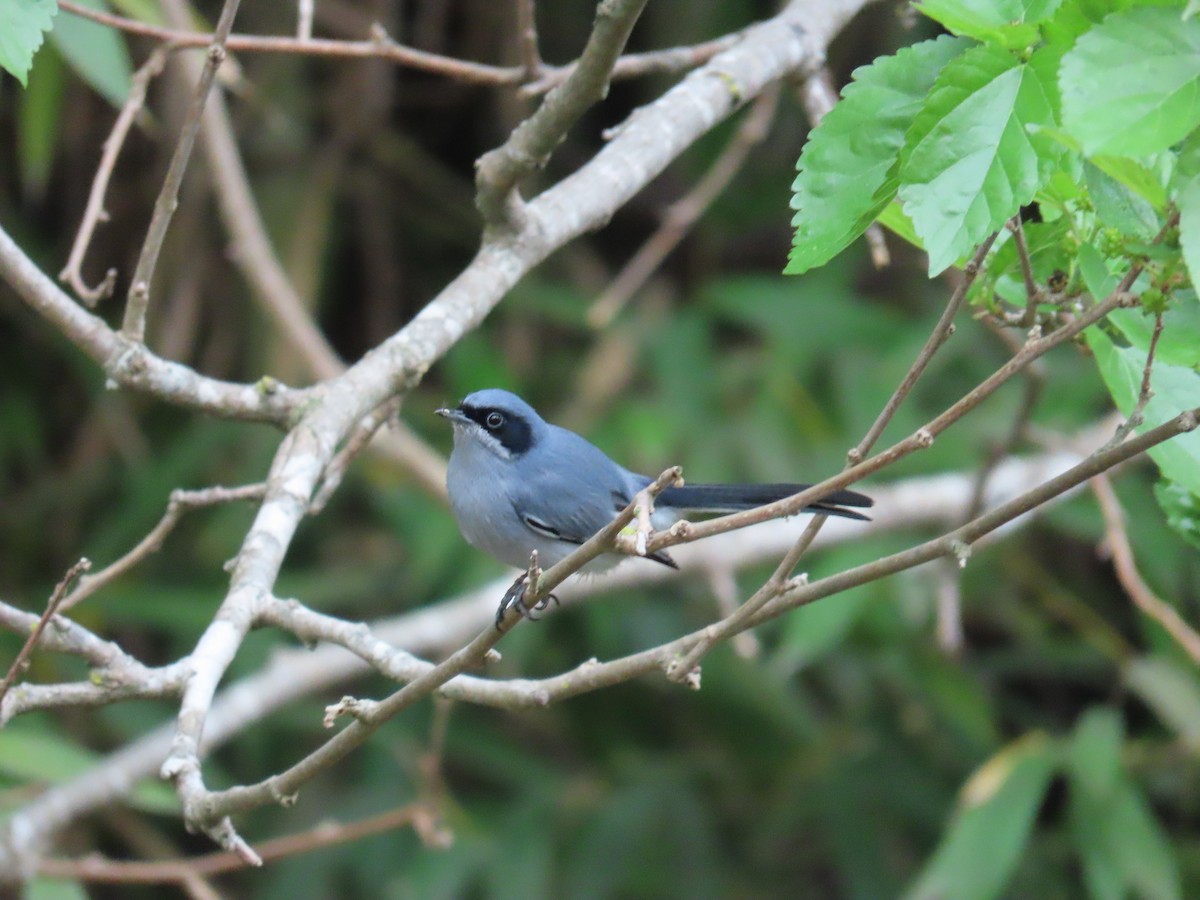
<box><xmin>51</xmin><ymin>0</ymin><xmax>133</xmax><ymax>106</ymax></box>
<box><xmin>918</xmin><ymin>0</ymin><xmax>1061</xmax><ymax>49</ymax></box>
<box><xmin>787</xmin><ymin>36</ymin><xmax>968</xmax><ymax>275</ymax></box>
<box><xmin>1086</xmin><ymin>327</ymin><xmax>1200</xmax><ymax>495</ymax></box>
<box><xmin>1154</xmin><ymin>480</ymin><xmax>1200</xmax><ymax>550</ymax></box>
<box><xmin>898</xmin><ymin>44</ymin><xmax>1063</xmax><ymax>275</ymax></box>
<box><xmin>906</xmin><ymin>733</ymin><xmax>1058</xmax><ymax>900</ymax></box>
<box><xmin>0</xmin><ymin>0</ymin><xmax>57</xmax><ymax>86</ymax></box>
<box><xmin>1061</xmin><ymin>6</ymin><xmax>1200</xmax><ymax>156</ymax></box>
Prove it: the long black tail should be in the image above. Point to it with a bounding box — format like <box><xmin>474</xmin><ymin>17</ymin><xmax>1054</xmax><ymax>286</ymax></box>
<box><xmin>658</xmin><ymin>483</ymin><xmax>873</xmax><ymax>521</ymax></box>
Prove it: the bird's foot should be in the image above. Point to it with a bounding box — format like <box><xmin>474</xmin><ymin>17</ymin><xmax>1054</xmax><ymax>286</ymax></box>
<box><xmin>495</xmin><ymin>573</ymin><xmax>559</xmax><ymax>629</ymax></box>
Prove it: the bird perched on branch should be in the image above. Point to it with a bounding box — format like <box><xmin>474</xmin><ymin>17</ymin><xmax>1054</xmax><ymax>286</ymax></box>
<box><xmin>437</xmin><ymin>389</ymin><xmax>872</xmax><ymax>625</ymax></box>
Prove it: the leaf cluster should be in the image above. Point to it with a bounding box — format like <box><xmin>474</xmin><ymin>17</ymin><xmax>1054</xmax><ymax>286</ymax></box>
<box><xmin>790</xmin><ymin>0</ymin><xmax>1200</xmax><ymax>548</ymax></box>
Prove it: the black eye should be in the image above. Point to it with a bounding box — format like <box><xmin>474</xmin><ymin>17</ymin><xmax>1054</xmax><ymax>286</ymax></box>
<box><xmin>485</xmin><ymin>412</ymin><xmax>504</xmax><ymax>430</ymax></box>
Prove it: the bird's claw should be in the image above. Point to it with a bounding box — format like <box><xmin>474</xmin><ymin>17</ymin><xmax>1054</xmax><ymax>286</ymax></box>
<box><xmin>495</xmin><ymin>573</ymin><xmax>560</xmax><ymax>629</ymax></box>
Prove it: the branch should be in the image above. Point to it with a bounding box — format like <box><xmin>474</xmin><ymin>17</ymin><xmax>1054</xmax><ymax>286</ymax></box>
<box><xmin>1009</xmin><ymin>215</ymin><xmax>1042</xmax><ymax>328</ymax></box>
<box><xmin>122</xmin><ymin>0</ymin><xmax>244</xmax><ymax>342</ymax></box>
<box><xmin>1091</xmin><ymin>474</ymin><xmax>1200</xmax><ymax>665</ymax></box>
<box><xmin>37</xmin><ymin>804</ymin><xmax>440</xmax><ymax>883</ymax></box>
<box><xmin>60</xmin><ymin>484</ymin><xmax>266</xmax><ymax>612</ymax></box>
<box><xmin>59</xmin><ymin>48</ymin><xmax>169</xmax><ymax>306</ymax></box>
<box><xmin>475</xmin><ymin>0</ymin><xmax>650</xmax><ymax>228</ymax></box>
<box><xmin>0</xmin><ymin>435</ymin><xmax>1114</xmax><ymax>866</ymax></box>
<box><xmin>0</xmin><ymin>560</ymin><xmax>91</xmax><ymax>709</ymax></box>
<box><xmin>0</xmin><ymin>224</ymin><xmax>302</xmax><ymax>424</ymax></box>
<box><xmin>1101</xmin><ymin>311</ymin><xmax>1165</xmax><ymax>452</ymax></box>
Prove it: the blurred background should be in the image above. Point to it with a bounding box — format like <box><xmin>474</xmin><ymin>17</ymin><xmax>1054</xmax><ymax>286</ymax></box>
<box><xmin>1</xmin><ymin>1</ymin><xmax>1198</xmax><ymax>897</ymax></box>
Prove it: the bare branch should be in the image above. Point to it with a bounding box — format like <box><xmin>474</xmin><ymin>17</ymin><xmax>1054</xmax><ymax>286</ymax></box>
<box><xmin>61</xmin><ymin>484</ymin><xmax>266</xmax><ymax>612</ymax></box>
<box><xmin>57</xmin><ymin>0</ymin><xmax>519</xmax><ymax>84</ymax></box>
<box><xmin>849</xmin><ymin>231</ymin><xmax>1000</xmax><ymax>466</ymax></box>
<box><xmin>515</xmin><ymin>0</ymin><xmax>543</xmax><ymax>77</ymax></box>
<box><xmin>38</xmin><ymin>804</ymin><xmax>436</xmax><ymax>883</ymax></box>
<box><xmin>475</xmin><ymin>0</ymin><xmax>650</xmax><ymax>228</ymax></box>
<box><xmin>0</xmin><ymin>224</ymin><xmax>302</xmax><ymax>424</ymax></box>
<box><xmin>522</xmin><ymin>35</ymin><xmax>737</xmax><ymax>96</ymax></box>
<box><xmin>1009</xmin><ymin>215</ymin><xmax>1042</xmax><ymax>328</ymax></box>
<box><xmin>0</xmin><ymin>560</ymin><xmax>91</xmax><ymax>708</ymax></box>
<box><xmin>60</xmin><ymin>48</ymin><xmax>169</xmax><ymax>306</ymax></box>
<box><xmin>1091</xmin><ymin>474</ymin><xmax>1200</xmax><ymax>666</ymax></box>
<box><xmin>1101</xmin><ymin>311</ymin><xmax>1165</xmax><ymax>451</ymax></box>
<box><xmin>122</xmin><ymin>0</ymin><xmax>244</xmax><ymax>342</ymax></box>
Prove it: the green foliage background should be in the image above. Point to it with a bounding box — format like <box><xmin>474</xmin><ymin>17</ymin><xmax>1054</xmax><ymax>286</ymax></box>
<box><xmin>1</xmin><ymin>1</ymin><xmax>1198</xmax><ymax>897</ymax></box>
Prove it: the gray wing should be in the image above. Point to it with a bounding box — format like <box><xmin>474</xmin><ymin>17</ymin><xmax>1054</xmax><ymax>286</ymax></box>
<box><xmin>508</xmin><ymin>425</ymin><xmax>632</xmax><ymax>546</ymax></box>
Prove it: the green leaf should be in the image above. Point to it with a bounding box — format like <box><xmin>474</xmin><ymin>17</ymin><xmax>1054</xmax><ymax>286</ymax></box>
<box><xmin>906</xmin><ymin>733</ymin><xmax>1059</xmax><ymax>900</ymax></box>
<box><xmin>1067</xmin><ymin>706</ymin><xmax>1181</xmax><ymax>900</ymax></box>
<box><xmin>1084</xmin><ymin>162</ymin><xmax>1160</xmax><ymax>238</ymax></box>
<box><xmin>1061</xmin><ymin>6</ymin><xmax>1200</xmax><ymax>156</ymax></box>
<box><xmin>1155</xmin><ymin>479</ymin><xmax>1200</xmax><ymax>549</ymax></box>
<box><xmin>898</xmin><ymin>44</ymin><xmax>1063</xmax><ymax>275</ymax></box>
<box><xmin>1173</xmin><ymin>130</ymin><xmax>1200</xmax><ymax>290</ymax></box>
<box><xmin>17</xmin><ymin>40</ymin><xmax>65</xmax><ymax>197</ymax></box>
<box><xmin>1091</xmin><ymin>155</ymin><xmax>1169</xmax><ymax>211</ymax></box>
<box><xmin>787</xmin><ymin>36</ymin><xmax>967</xmax><ymax>275</ymax></box>
<box><xmin>918</xmin><ymin>0</ymin><xmax>1061</xmax><ymax>49</ymax></box>
<box><xmin>1126</xmin><ymin>655</ymin><xmax>1200</xmax><ymax>746</ymax></box>
<box><xmin>0</xmin><ymin>0</ymin><xmax>57</xmax><ymax>86</ymax></box>
<box><xmin>1085</xmin><ymin>327</ymin><xmax>1200</xmax><ymax>495</ymax></box>
<box><xmin>1067</xmin><ymin>707</ymin><xmax>1123</xmax><ymax>798</ymax></box>
<box><xmin>50</xmin><ymin>0</ymin><xmax>133</xmax><ymax>106</ymax></box>
<box><xmin>875</xmin><ymin>199</ymin><xmax>924</xmax><ymax>250</ymax></box>
<box><xmin>1108</xmin><ymin>294</ymin><xmax>1200</xmax><ymax>368</ymax></box>
<box><xmin>1077</xmin><ymin>241</ymin><xmax>1118</xmax><ymax>300</ymax></box>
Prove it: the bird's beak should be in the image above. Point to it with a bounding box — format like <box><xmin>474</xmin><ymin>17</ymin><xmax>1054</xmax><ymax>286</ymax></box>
<box><xmin>436</xmin><ymin>406</ymin><xmax>470</xmax><ymax>425</ymax></box>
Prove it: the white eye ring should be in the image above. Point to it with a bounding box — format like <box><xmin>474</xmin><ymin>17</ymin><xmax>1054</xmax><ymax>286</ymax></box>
<box><xmin>485</xmin><ymin>412</ymin><xmax>504</xmax><ymax>429</ymax></box>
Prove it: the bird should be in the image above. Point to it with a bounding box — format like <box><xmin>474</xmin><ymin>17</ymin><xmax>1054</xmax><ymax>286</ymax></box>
<box><xmin>436</xmin><ymin>388</ymin><xmax>873</xmax><ymax>626</ymax></box>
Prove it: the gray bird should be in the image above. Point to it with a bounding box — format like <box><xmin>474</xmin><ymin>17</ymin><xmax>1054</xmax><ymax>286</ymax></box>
<box><xmin>436</xmin><ymin>388</ymin><xmax>872</xmax><ymax>625</ymax></box>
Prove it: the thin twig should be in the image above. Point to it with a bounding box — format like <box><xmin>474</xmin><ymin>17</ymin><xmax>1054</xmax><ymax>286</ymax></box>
<box><xmin>58</xmin><ymin>0</ymin><xmax>726</xmax><ymax>89</ymax></box>
<box><xmin>0</xmin><ymin>559</ymin><xmax>91</xmax><ymax>707</ymax></box>
<box><xmin>60</xmin><ymin>485</ymin><xmax>266</xmax><ymax>612</ymax></box>
<box><xmin>1009</xmin><ymin>215</ymin><xmax>1041</xmax><ymax>328</ymax></box>
<box><xmin>587</xmin><ymin>84</ymin><xmax>781</xmax><ymax>328</ymax></box>
<box><xmin>121</xmin><ymin>0</ymin><xmax>244</xmax><ymax>342</ymax></box>
<box><xmin>475</xmin><ymin>0</ymin><xmax>650</xmax><ymax>228</ymax></box>
<box><xmin>515</xmin><ymin>0</ymin><xmax>543</xmax><ymax>78</ymax></box>
<box><xmin>1091</xmin><ymin>474</ymin><xmax>1200</xmax><ymax>666</ymax></box>
<box><xmin>310</xmin><ymin>400</ymin><xmax>401</xmax><ymax>513</ymax></box>
<box><xmin>664</xmin><ymin>227</ymin><xmax>1167</xmax><ymax>678</ymax></box>
<box><xmin>850</xmin><ymin>231</ymin><xmax>1000</xmax><ymax>465</ymax></box>
<box><xmin>1101</xmin><ymin>311</ymin><xmax>1165</xmax><ymax>451</ymax></box>
<box><xmin>667</xmin><ymin>232</ymin><xmax>1001</xmax><ymax>679</ymax></box>
<box><xmin>37</xmin><ymin>804</ymin><xmax>436</xmax><ymax>883</ymax></box>
<box><xmin>296</xmin><ymin>0</ymin><xmax>314</xmax><ymax>41</ymax></box>
<box><xmin>60</xmin><ymin>48</ymin><xmax>169</xmax><ymax>306</ymax></box>
<box><xmin>522</xmin><ymin>35</ymin><xmax>736</xmax><ymax>96</ymax></box>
